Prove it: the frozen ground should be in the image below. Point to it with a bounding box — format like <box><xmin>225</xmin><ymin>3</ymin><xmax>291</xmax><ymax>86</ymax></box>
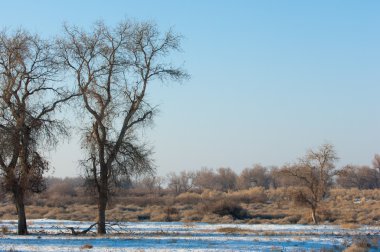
<box><xmin>0</xmin><ymin>219</ymin><xmax>379</xmax><ymax>251</ymax></box>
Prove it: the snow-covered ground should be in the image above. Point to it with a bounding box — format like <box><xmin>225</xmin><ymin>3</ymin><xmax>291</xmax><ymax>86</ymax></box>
<box><xmin>0</xmin><ymin>219</ymin><xmax>379</xmax><ymax>251</ymax></box>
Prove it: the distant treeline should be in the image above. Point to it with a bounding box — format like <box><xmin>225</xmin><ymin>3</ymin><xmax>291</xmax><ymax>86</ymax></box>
<box><xmin>2</xmin><ymin>158</ymin><xmax>376</xmax><ymax>201</ymax></box>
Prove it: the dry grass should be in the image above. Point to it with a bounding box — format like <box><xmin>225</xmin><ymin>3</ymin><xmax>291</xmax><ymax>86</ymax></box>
<box><xmin>80</xmin><ymin>244</ymin><xmax>93</xmax><ymax>249</ymax></box>
<box><xmin>341</xmin><ymin>223</ymin><xmax>361</xmax><ymax>229</ymax></box>
<box><xmin>343</xmin><ymin>245</ymin><xmax>368</xmax><ymax>252</ymax></box>
<box><xmin>215</xmin><ymin>227</ymin><xmax>251</xmax><ymax>234</ymax></box>
<box><xmin>0</xmin><ymin>188</ymin><xmax>379</xmax><ymax>225</ymax></box>
<box><xmin>228</xmin><ymin>187</ymin><xmax>268</xmax><ymax>203</ymax></box>
<box><xmin>175</xmin><ymin>192</ymin><xmax>202</xmax><ymax>205</ymax></box>
<box><xmin>1</xmin><ymin>225</ymin><xmax>9</xmax><ymax>234</ymax></box>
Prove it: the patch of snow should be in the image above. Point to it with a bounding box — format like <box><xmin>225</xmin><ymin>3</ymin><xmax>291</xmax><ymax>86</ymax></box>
<box><xmin>0</xmin><ymin>220</ymin><xmax>379</xmax><ymax>251</ymax></box>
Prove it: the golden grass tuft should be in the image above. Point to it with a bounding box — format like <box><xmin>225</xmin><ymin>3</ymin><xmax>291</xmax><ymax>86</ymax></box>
<box><xmin>215</xmin><ymin>227</ymin><xmax>251</xmax><ymax>234</ymax></box>
<box><xmin>80</xmin><ymin>244</ymin><xmax>93</xmax><ymax>249</ymax></box>
<box><xmin>341</xmin><ymin>223</ymin><xmax>361</xmax><ymax>229</ymax></box>
<box><xmin>343</xmin><ymin>244</ymin><xmax>369</xmax><ymax>252</ymax></box>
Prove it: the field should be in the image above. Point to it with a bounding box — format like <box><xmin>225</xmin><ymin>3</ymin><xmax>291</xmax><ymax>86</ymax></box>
<box><xmin>0</xmin><ymin>219</ymin><xmax>379</xmax><ymax>251</ymax></box>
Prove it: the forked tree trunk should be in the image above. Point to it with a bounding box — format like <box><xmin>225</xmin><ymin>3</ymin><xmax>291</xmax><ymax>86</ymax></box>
<box><xmin>14</xmin><ymin>192</ymin><xmax>28</xmax><ymax>235</ymax></box>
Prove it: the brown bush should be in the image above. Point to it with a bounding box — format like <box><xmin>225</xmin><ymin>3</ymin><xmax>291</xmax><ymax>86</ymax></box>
<box><xmin>1</xmin><ymin>225</ymin><xmax>9</xmax><ymax>234</ymax></box>
<box><xmin>228</xmin><ymin>187</ymin><xmax>268</xmax><ymax>204</ymax></box>
<box><xmin>175</xmin><ymin>192</ymin><xmax>202</xmax><ymax>205</ymax></box>
<box><xmin>204</xmin><ymin>199</ymin><xmax>250</xmax><ymax>220</ymax></box>
<box><xmin>343</xmin><ymin>237</ymin><xmax>372</xmax><ymax>252</ymax></box>
<box><xmin>80</xmin><ymin>244</ymin><xmax>93</xmax><ymax>249</ymax></box>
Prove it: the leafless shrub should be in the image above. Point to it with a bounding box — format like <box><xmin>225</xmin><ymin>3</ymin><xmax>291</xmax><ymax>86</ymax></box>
<box><xmin>238</xmin><ymin>165</ymin><xmax>271</xmax><ymax>189</ymax></box>
<box><xmin>228</xmin><ymin>187</ymin><xmax>268</xmax><ymax>204</ymax></box>
<box><xmin>1</xmin><ymin>225</ymin><xmax>9</xmax><ymax>234</ymax></box>
<box><xmin>80</xmin><ymin>244</ymin><xmax>93</xmax><ymax>249</ymax></box>
<box><xmin>167</xmin><ymin>171</ymin><xmax>195</xmax><ymax>195</ymax></box>
<box><xmin>201</xmin><ymin>199</ymin><xmax>250</xmax><ymax>220</ymax></box>
<box><xmin>175</xmin><ymin>192</ymin><xmax>201</xmax><ymax>205</ymax></box>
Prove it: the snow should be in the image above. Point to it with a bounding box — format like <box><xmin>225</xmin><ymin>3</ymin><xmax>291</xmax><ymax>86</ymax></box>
<box><xmin>0</xmin><ymin>219</ymin><xmax>379</xmax><ymax>251</ymax></box>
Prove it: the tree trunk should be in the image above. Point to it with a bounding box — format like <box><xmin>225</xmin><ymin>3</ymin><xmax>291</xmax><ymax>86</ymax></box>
<box><xmin>311</xmin><ymin>207</ymin><xmax>318</xmax><ymax>225</ymax></box>
<box><xmin>97</xmin><ymin>190</ymin><xmax>107</xmax><ymax>234</ymax></box>
<box><xmin>14</xmin><ymin>192</ymin><xmax>28</xmax><ymax>235</ymax></box>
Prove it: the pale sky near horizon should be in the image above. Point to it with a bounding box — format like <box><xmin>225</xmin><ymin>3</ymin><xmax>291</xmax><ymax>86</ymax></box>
<box><xmin>1</xmin><ymin>1</ymin><xmax>379</xmax><ymax>177</ymax></box>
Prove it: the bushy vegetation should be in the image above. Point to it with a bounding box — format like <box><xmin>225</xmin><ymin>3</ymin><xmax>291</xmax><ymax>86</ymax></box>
<box><xmin>1</xmin><ymin>169</ymin><xmax>379</xmax><ymax>225</ymax></box>
<box><xmin>0</xmin><ymin>145</ymin><xmax>379</xmax><ymax>226</ymax></box>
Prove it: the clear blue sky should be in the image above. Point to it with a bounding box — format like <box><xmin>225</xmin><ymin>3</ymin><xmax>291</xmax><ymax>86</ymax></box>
<box><xmin>2</xmin><ymin>1</ymin><xmax>379</xmax><ymax>177</ymax></box>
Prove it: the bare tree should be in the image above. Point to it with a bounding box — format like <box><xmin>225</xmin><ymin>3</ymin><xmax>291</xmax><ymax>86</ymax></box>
<box><xmin>281</xmin><ymin>144</ymin><xmax>338</xmax><ymax>224</ymax></box>
<box><xmin>373</xmin><ymin>154</ymin><xmax>380</xmax><ymax>171</ymax></box>
<box><xmin>373</xmin><ymin>154</ymin><xmax>380</xmax><ymax>185</ymax></box>
<box><xmin>0</xmin><ymin>30</ymin><xmax>75</xmax><ymax>234</ymax></box>
<box><xmin>336</xmin><ymin>165</ymin><xmax>379</xmax><ymax>189</ymax></box>
<box><xmin>215</xmin><ymin>167</ymin><xmax>237</xmax><ymax>192</ymax></box>
<box><xmin>58</xmin><ymin>21</ymin><xmax>188</xmax><ymax>234</ymax></box>
<box><xmin>238</xmin><ymin>164</ymin><xmax>270</xmax><ymax>189</ymax></box>
<box><xmin>167</xmin><ymin>171</ymin><xmax>195</xmax><ymax>194</ymax></box>
<box><xmin>136</xmin><ymin>174</ymin><xmax>165</xmax><ymax>195</ymax></box>
<box><xmin>193</xmin><ymin>168</ymin><xmax>218</xmax><ymax>190</ymax></box>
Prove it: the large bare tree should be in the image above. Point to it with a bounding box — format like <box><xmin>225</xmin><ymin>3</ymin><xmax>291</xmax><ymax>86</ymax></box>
<box><xmin>0</xmin><ymin>30</ymin><xmax>75</xmax><ymax>234</ymax></box>
<box><xmin>282</xmin><ymin>144</ymin><xmax>338</xmax><ymax>224</ymax></box>
<box><xmin>58</xmin><ymin>21</ymin><xmax>188</xmax><ymax>234</ymax></box>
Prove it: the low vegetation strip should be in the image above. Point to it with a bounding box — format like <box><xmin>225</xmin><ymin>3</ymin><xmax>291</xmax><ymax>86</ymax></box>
<box><xmin>1</xmin><ymin>187</ymin><xmax>379</xmax><ymax>226</ymax></box>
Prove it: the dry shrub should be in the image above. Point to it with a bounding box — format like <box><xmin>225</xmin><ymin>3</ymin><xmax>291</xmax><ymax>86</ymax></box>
<box><xmin>150</xmin><ymin>213</ymin><xmax>168</xmax><ymax>222</ymax></box>
<box><xmin>282</xmin><ymin>215</ymin><xmax>301</xmax><ymax>224</ymax></box>
<box><xmin>46</xmin><ymin>195</ymin><xmax>75</xmax><ymax>208</ymax></box>
<box><xmin>362</xmin><ymin>189</ymin><xmax>380</xmax><ymax>201</ymax></box>
<box><xmin>266</xmin><ymin>188</ymin><xmax>289</xmax><ymax>208</ymax></box>
<box><xmin>164</xmin><ymin>207</ymin><xmax>180</xmax><ymax>222</ymax></box>
<box><xmin>149</xmin><ymin>206</ymin><xmax>180</xmax><ymax>222</ymax></box>
<box><xmin>175</xmin><ymin>192</ymin><xmax>201</xmax><ymax>205</ymax></box>
<box><xmin>341</xmin><ymin>223</ymin><xmax>361</xmax><ymax>229</ymax></box>
<box><xmin>181</xmin><ymin>209</ymin><xmax>202</xmax><ymax>222</ymax></box>
<box><xmin>1</xmin><ymin>225</ymin><xmax>9</xmax><ymax>234</ymax></box>
<box><xmin>201</xmin><ymin>213</ymin><xmax>222</xmax><ymax>223</ymax></box>
<box><xmin>318</xmin><ymin>208</ymin><xmax>337</xmax><ymax>223</ymax></box>
<box><xmin>137</xmin><ymin>213</ymin><xmax>150</xmax><ymax>221</ymax></box>
<box><xmin>216</xmin><ymin>227</ymin><xmax>250</xmax><ymax>234</ymax></box>
<box><xmin>124</xmin><ymin>195</ymin><xmax>166</xmax><ymax>207</ymax></box>
<box><xmin>343</xmin><ymin>244</ymin><xmax>368</xmax><ymax>252</ymax></box>
<box><xmin>228</xmin><ymin>187</ymin><xmax>268</xmax><ymax>204</ymax></box>
<box><xmin>206</xmin><ymin>199</ymin><xmax>250</xmax><ymax>220</ymax></box>
<box><xmin>332</xmin><ymin>188</ymin><xmax>362</xmax><ymax>201</ymax></box>
<box><xmin>80</xmin><ymin>244</ymin><xmax>93</xmax><ymax>249</ymax></box>
<box><xmin>200</xmin><ymin>190</ymin><xmax>224</xmax><ymax>201</ymax></box>
<box><xmin>344</xmin><ymin>237</ymin><xmax>371</xmax><ymax>252</ymax></box>
<box><xmin>26</xmin><ymin>206</ymin><xmax>50</xmax><ymax>219</ymax></box>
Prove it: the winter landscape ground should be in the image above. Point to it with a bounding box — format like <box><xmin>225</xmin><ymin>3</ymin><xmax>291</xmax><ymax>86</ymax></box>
<box><xmin>0</xmin><ymin>219</ymin><xmax>379</xmax><ymax>251</ymax></box>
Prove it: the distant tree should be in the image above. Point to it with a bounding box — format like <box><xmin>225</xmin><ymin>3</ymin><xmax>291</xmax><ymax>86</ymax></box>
<box><xmin>373</xmin><ymin>154</ymin><xmax>380</xmax><ymax>185</ymax></box>
<box><xmin>193</xmin><ymin>167</ymin><xmax>237</xmax><ymax>192</ymax></box>
<box><xmin>215</xmin><ymin>167</ymin><xmax>237</xmax><ymax>192</ymax></box>
<box><xmin>281</xmin><ymin>144</ymin><xmax>338</xmax><ymax>224</ymax></box>
<box><xmin>266</xmin><ymin>166</ymin><xmax>291</xmax><ymax>188</ymax></box>
<box><xmin>336</xmin><ymin>165</ymin><xmax>379</xmax><ymax>189</ymax></box>
<box><xmin>193</xmin><ymin>168</ymin><xmax>218</xmax><ymax>190</ymax></box>
<box><xmin>0</xmin><ymin>30</ymin><xmax>75</xmax><ymax>234</ymax></box>
<box><xmin>238</xmin><ymin>164</ymin><xmax>270</xmax><ymax>189</ymax></box>
<box><xmin>58</xmin><ymin>20</ymin><xmax>188</xmax><ymax>234</ymax></box>
<box><xmin>137</xmin><ymin>175</ymin><xmax>165</xmax><ymax>194</ymax></box>
<box><xmin>167</xmin><ymin>172</ymin><xmax>181</xmax><ymax>194</ymax></box>
<box><xmin>167</xmin><ymin>171</ymin><xmax>195</xmax><ymax>194</ymax></box>
<box><xmin>373</xmin><ymin>154</ymin><xmax>380</xmax><ymax>171</ymax></box>
<box><xmin>46</xmin><ymin>177</ymin><xmax>84</xmax><ymax>198</ymax></box>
